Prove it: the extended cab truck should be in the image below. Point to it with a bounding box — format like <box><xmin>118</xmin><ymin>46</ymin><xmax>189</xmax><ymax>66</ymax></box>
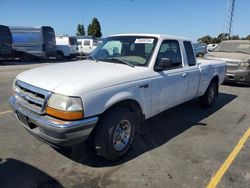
<box><xmin>9</xmin><ymin>34</ymin><xmax>226</xmax><ymax>160</ymax></box>
<box><xmin>204</xmin><ymin>40</ymin><xmax>250</xmax><ymax>85</ymax></box>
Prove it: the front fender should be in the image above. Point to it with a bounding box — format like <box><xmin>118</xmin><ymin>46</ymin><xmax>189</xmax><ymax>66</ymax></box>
<box><xmin>81</xmin><ymin>85</ymin><xmax>149</xmax><ymax>118</ymax></box>
<box><xmin>104</xmin><ymin>91</ymin><xmax>140</xmax><ymax>111</ymax></box>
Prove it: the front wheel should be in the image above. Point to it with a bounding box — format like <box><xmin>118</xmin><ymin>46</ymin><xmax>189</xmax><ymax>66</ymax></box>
<box><xmin>94</xmin><ymin>108</ymin><xmax>136</xmax><ymax>160</ymax></box>
<box><xmin>56</xmin><ymin>51</ymin><xmax>64</xmax><ymax>60</ymax></box>
<box><xmin>200</xmin><ymin>81</ymin><xmax>217</xmax><ymax>107</ymax></box>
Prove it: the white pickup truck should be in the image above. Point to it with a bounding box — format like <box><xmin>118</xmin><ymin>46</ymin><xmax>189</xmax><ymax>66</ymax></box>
<box><xmin>9</xmin><ymin>34</ymin><xmax>226</xmax><ymax>160</ymax></box>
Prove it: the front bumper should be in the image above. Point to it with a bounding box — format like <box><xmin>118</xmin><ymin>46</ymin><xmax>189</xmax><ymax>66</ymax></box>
<box><xmin>225</xmin><ymin>69</ymin><xmax>250</xmax><ymax>84</ymax></box>
<box><xmin>9</xmin><ymin>96</ymin><xmax>98</xmax><ymax>147</ymax></box>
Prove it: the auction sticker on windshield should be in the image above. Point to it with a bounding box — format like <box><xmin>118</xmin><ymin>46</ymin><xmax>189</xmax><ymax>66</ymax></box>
<box><xmin>135</xmin><ymin>38</ymin><xmax>154</xmax><ymax>44</ymax></box>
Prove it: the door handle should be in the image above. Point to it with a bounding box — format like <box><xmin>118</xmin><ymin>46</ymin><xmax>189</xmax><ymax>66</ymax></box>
<box><xmin>182</xmin><ymin>73</ymin><xmax>188</xmax><ymax>78</ymax></box>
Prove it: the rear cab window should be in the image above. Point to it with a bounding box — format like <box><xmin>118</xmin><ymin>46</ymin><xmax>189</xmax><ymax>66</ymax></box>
<box><xmin>184</xmin><ymin>41</ymin><xmax>196</xmax><ymax>66</ymax></box>
<box><xmin>84</xmin><ymin>40</ymin><xmax>91</xmax><ymax>46</ymax></box>
<box><xmin>77</xmin><ymin>40</ymin><xmax>82</xmax><ymax>45</ymax></box>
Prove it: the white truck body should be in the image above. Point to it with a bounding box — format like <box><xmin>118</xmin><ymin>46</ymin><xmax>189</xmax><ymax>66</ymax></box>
<box><xmin>10</xmin><ymin>33</ymin><xmax>226</xmax><ymax>160</ymax></box>
<box><xmin>77</xmin><ymin>38</ymin><xmax>98</xmax><ymax>55</ymax></box>
<box><xmin>55</xmin><ymin>36</ymin><xmax>78</xmax><ymax>58</ymax></box>
<box><xmin>16</xmin><ymin>59</ymin><xmax>225</xmax><ymax>118</ymax></box>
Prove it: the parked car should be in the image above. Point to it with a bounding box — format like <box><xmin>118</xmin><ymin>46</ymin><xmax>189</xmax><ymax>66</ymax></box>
<box><xmin>55</xmin><ymin>36</ymin><xmax>79</xmax><ymax>60</ymax></box>
<box><xmin>9</xmin><ymin>26</ymin><xmax>56</xmax><ymax>59</ymax></box>
<box><xmin>193</xmin><ymin>43</ymin><xmax>207</xmax><ymax>57</ymax></box>
<box><xmin>9</xmin><ymin>34</ymin><xmax>226</xmax><ymax>160</ymax></box>
<box><xmin>77</xmin><ymin>36</ymin><xmax>98</xmax><ymax>55</ymax></box>
<box><xmin>0</xmin><ymin>25</ymin><xmax>13</xmax><ymax>60</ymax></box>
<box><xmin>204</xmin><ymin>40</ymin><xmax>250</xmax><ymax>84</ymax></box>
<box><xmin>207</xmin><ymin>43</ymin><xmax>218</xmax><ymax>52</ymax></box>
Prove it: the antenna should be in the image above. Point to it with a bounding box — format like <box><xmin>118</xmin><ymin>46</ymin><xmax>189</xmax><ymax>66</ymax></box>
<box><xmin>227</xmin><ymin>0</ymin><xmax>236</xmax><ymax>39</ymax></box>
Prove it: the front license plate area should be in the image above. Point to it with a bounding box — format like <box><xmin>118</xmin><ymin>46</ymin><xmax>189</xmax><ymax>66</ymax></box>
<box><xmin>16</xmin><ymin>111</ymin><xmax>29</xmax><ymax>126</ymax></box>
<box><xmin>16</xmin><ymin>112</ymin><xmax>37</xmax><ymax>129</ymax></box>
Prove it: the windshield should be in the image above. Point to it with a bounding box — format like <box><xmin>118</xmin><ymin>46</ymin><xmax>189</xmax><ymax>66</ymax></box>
<box><xmin>69</xmin><ymin>37</ymin><xmax>77</xmax><ymax>45</ymax></box>
<box><xmin>90</xmin><ymin>36</ymin><xmax>158</xmax><ymax>66</ymax></box>
<box><xmin>214</xmin><ymin>41</ymin><xmax>250</xmax><ymax>54</ymax></box>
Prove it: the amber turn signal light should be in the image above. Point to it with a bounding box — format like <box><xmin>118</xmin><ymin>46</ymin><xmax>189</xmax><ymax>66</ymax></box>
<box><xmin>46</xmin><ymin>106</ymin><xmax>84</xmax><ymax>121</ymax></box>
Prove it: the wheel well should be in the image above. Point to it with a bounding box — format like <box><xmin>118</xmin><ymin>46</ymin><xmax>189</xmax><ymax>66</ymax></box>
<box><xmin>211</xmin><ymin>75</ymin><xmax>219</xmax><ymax>95</ymax></box>
<box><xmin>102</xmin><ymin>99</ymin><xmax>144</xmax><ymax>124</ymax></box>
<box><xmin>57</xmin><ymin>50</ymin><xmax>64</xmax><ymax>55</ymax></box>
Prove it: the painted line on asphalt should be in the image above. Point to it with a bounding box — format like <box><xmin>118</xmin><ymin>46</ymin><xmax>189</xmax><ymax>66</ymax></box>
<box><xmin>0</xmin><ymin>110</ymin><xmax>12</xmax><ymax>116</ymax></box>
<box><xmin>207</xmin><ymin>127</ymin><xmax>250</xmax><ymax>188</ymax></box>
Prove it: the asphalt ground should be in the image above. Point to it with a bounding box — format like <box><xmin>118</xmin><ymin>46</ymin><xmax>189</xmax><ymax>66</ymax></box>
<box><xmin>0</xmin><ymin>61</ymin><xmax>249</xmax><ymax>188</ymax></box>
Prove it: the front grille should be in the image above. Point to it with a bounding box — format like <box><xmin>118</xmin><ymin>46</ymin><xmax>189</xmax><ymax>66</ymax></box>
<box><xmin>15</xmin><ymin>80</ymin><xmax>51</xmax><ymax>114</ymax></box>
<box><xmin>226</xmin><ymin>61</ymin><xmax>240</xmax><ymax>72</ymax></box>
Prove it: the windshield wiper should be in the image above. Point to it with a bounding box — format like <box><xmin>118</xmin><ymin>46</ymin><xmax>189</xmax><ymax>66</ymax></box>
<box><xmin>109</xmin><ymin>58</ymin><xmax>135</xmax><ymax>67</ymax></box>
<box><xmin>215</xmin><ymin>50</ymin><xmax>228</xmax><ymax>52</ymax></box>
<box><xmin>216</xmin><ymin>50</ymin><xmax>249</xmax><ymax>54</ymax></box>
<box><xmin>88</xmin><ymin>55</ymin><xmax>98</xmax><ymax>62</ymax></box>
<box><xmin>228</xmin><ymin>51</ymin><xmax>249</xmax><ymax>54</ymax></box>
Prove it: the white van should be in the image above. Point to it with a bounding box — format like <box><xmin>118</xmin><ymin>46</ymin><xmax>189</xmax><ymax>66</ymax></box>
<box><xmin>77</xmin><ymin>38</ymin><xmax>99</xmax><ymax>55</ymax></box>
<box><xmin>56</xmin><ymin>36</ymin><xmax>79</xmax><ymax>60</ymax></box>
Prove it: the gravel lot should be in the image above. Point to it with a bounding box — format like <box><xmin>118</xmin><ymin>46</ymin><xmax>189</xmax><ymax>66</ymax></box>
<box><xmin>0</xmin><ymin>61</ymin><xmax>249</xmax><ymax>188</ymax></box>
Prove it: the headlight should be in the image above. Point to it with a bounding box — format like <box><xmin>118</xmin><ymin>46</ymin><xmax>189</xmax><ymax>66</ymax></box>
<box><xmin>46</xmin><ymin>94</ymin><xmax>84</xmax><ymax>120</ymax></box>
<box><xmin>239</xmin><ymin>61</ymin><xmax>249</xmax><ymax>69</ymax></box>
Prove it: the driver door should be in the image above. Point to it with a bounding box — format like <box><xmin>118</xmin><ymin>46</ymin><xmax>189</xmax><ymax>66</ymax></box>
<box><xmin>151</xmin><ymin>40</ymin><xmax>189</xmax><ymax>116</ymax></box>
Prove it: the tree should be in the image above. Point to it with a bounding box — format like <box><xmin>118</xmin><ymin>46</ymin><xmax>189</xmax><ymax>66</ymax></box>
<box><xmin>198</xmin><ymin>33</ymin><xmax>249</xmax><ymax>43</ymax></box>
<box><xmin>211</xmin><ymin>37</ymin><xmax>220</xmax><ymax>44</ymax></box>
<box><xmin>87</xmin><ymin>17</ymin><xmax>102</xmax><ymax>37</ymax></box>
<box><xmin>243</xmin><ymin>35</ymin><xmax>250</xmax><ymax>40</ymax></box>
<box><xmin>87</xmin><ymin>24</ymin><xmax>93</xmax><ymax>36</ymax></box>
<box><xmin>198</xmin><ymin>35</ymin><xmax>213</xmax><ymax>44</ymax></box>
<box><xmin>217</xmin><ymin>33</ymin><xmax>229</xmax><ymax>41</ymax></box>
<box><xmin>76</xmin><ymin>24</ymin><xmax>85</xmax><ymax>36</ymax></box>
<box><xmin>230</xmin><ymin>35</ymin><xmax>240</xmax><ymax>40</ymax></box>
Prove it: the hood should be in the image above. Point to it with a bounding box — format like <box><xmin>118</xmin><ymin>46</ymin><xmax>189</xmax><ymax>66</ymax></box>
<box><xmin>204</xmin><ymin>52</ymin><xmax>250</xmax><ymax>62</ymax></box>
<box><xmin>16</xmin><ymin>60</ymin><xmax>149</xmax><ymax>96</ymax></box>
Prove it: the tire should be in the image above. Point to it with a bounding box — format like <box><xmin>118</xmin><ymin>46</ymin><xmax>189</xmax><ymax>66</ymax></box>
<box><xmin>200</xmin><ymin>80</ymin><xmax>217</xmax><ymax>107</ymax></box>
<box><xmin>19</xmin><ymin>54</ymin><xmax>27</xmax><ymax>61</ymax></box>
<box><xmin>198</xmin><ymin>53</ymin><xmax>203</xmax><ymax>57</ymax></box>
<box><xmin>56</xmin><ymin>51</ymin><xmax>64</xmax><ymax>60</ymax></box>
<box><xmin>94</xmin><ymin>108</ymin><xmax>136</xmax><ymax>160</ymax></box>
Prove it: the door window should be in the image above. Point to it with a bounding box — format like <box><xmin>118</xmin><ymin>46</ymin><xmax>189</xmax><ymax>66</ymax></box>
<box><xmin>155</xmin><ymin>40</ymin><xmax>182</xmax><ymax>70</ymax></box>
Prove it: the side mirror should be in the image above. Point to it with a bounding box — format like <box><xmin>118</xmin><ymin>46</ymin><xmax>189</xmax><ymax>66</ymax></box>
<box><xmin>155</xmin><ymin>58</ymin><xmax>172</xmax><ymax>71</ymax></box>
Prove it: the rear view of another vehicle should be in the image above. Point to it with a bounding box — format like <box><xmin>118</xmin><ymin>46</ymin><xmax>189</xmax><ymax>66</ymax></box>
<box><xmin>56</xmin><ymin>36</ymin><xmax>79</xmax><ymax>60</ymax></box>
<box><xmin>204</xmin><ymin>40</ymin><xmax>250</xmax><ymax>85</ymax></box>
<box><xmin>193</xmin><ymin>43</ymin><xmax>207</xmax><ymax>57</ymax></box>
<box><xmin>0</xmin><ymin>25</ymin><xmax>13</xmax><ymax>61</ymax></box>
<box><xmin>77</xmin><ymin>38</ymin><xmax>98</xmax><ymax>56</ymax></box>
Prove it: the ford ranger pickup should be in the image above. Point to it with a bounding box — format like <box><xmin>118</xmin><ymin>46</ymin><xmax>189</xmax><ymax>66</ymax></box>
<box><xmin>9</xmin><ymin>34</ymin><xmax>226</xmax><ymax>160</ymax></box>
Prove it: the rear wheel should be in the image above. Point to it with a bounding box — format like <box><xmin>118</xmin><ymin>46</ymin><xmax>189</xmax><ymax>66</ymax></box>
<box><xmin>200</xmin><ymin>80</ymin><xmax>217</xmax><ymax>107</ymax></box>
<box><xmin>94</xmin><ymin>108</ymin><xmax>136</xmax><ymax>160</ymax></box>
